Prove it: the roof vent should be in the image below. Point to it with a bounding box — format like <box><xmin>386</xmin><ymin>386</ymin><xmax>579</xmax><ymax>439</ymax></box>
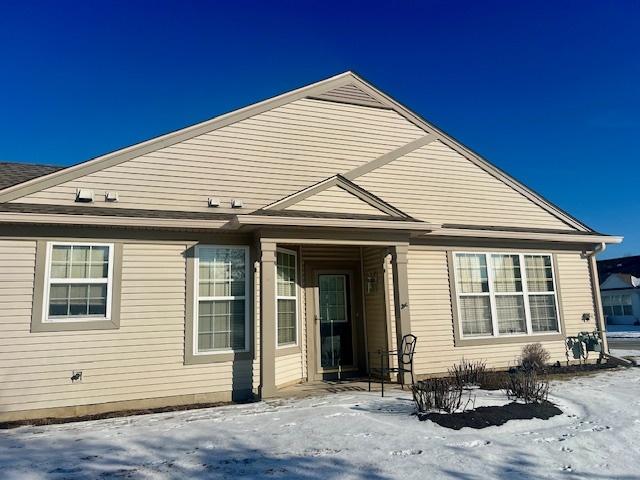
<box><xmin>231</xmin><ymin>199</ymin><xmax>244</xmax><ymax>208</ymax></box>
<box><xmin>105</xmin><ymin>191</ymin><xmax>119</xmax><ymax>202</ymax></box>
<box><xmin>75</xmin><ymin>188</ymin><xmax>95</xmax><ymax>203</ymax></box>
<box><xmin>208</xmin><ymin>197</ymin><xmax>220</xmax><ymax>208</ymax></box>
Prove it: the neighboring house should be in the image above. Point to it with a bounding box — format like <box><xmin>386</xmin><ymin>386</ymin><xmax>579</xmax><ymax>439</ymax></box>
<box><xmin>598</xmin><ymin>255</ymin><xmax>640</xmax><ymax>283</ymax></box>
<box><xmin>0</xmin><ymin>71</ymin><xmax>622</xmax><ymax>422</ymax></box>
<box><xmin>599</xmin><ymin>273</ymin><xmax>640</xmax><ymax>325</ymax></box>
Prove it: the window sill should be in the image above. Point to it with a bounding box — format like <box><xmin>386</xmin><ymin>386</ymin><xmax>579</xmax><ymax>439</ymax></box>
<box><xmin>454</xmin><ymin>332</ymin><xmax>564</xmax><ymax>347</ymax></box>
<box><xmin>31</xmin><ymin>318</ymin><xmax>119</xmax><ymax>333</ymax></box>
<box><xmin>184</xmin><ymin>350</ymin><xmax>254</xmax><ymax>365</ymax></box>
<box><xmin>276</xmin><ymin>345</ymin><xmax>301</xmax><ymax>357</ymax></box>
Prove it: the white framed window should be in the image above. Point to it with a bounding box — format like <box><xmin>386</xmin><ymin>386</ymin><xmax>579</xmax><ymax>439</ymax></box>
<box><xmin>603</xmin><ymin>294</ymin><xmax>633</xmax><ymax>316</ymax></box>
<box><xmin>453</xmin><ymin>252</ymin><xmax>560</xmax><ymax>339</ymax></box>
<box><xmin>276</xmin><ymin>248</ymin><xmax>298</xmax><ymax>347</ymax></box>
<box><xmin>194</xmin><ymin>245</ymin><xmax>249</xmax><ymax>354</ymax></box>
<box><xmin>43</xmin><ymin>242</ymin><xmax>114</xmax><ymax>322</ymax></box>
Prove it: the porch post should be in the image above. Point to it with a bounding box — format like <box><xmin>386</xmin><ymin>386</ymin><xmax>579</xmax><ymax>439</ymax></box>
<box><xmin>260</xmin><ymin>239</ymin><xmax>278</xmax><ymax>398</ymax></box>
<box><xmin>391</xmin><ymin>244</ymin><xmax>412</xmax><ymax>384</ymax></box>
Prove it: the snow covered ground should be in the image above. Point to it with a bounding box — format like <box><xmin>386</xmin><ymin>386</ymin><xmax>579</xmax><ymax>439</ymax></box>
<box><xmin>606</xmin><ymin>325</ymin><xmax>640</xmax><ymax>338</ymax></box>
<box><xmin>2</xmin><ymin>368</ymin><xmax>640</xmax><ymax>480</ymax></box>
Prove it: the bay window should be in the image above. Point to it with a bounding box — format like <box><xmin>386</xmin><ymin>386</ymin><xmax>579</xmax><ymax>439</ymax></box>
<box><xmin>453</xmin><ymin>252</ymin><xmax>560</xmax><ymax>339</ymax></box>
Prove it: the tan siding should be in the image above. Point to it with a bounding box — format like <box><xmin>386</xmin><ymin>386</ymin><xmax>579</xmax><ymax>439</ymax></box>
<box><xmin>362</xmin><ymin>247</ymin><xmax>388</xmax><ymax>356</ymax></box>
<box><xmin>311</xmin><ymin>84</ymin><xmax>386</xmax><ymax>108</ymax></box>
<box><xmin>286</xmin><ymin>185</ymin><xmax>386</xmax><ymax>215</ymax></box>
<box><xmin>275</xmin><ymin>353</ymin><xmax>304</xmax><ymax>386</ymax></box>
<box><xmin>355</xmin><ymin>141</ymin><xmax>574</xmax><ymax>230</ymax></box>
<box><xmin>0</xmin><ymin>241</ymin><xmax>256</xmax><ymax>414</ymax></box>
<box><xmin>406</xmin><ymin>248</ymin><xmax>591</xmax><ymax>376</ymax></box>
<box><xmin>14</xmin><ymin>99</ymin><xmax>424</xmax><ymax>213</ymax></box>
<box><xmin>555</xmin><ymin>252</ymin><xmax>596</xmax><ymax>336</ymax></box>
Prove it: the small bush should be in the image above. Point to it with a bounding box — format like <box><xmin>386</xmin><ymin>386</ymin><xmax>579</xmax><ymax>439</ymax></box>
<box><xmin>479</xmin><ymin>371</ymin><xmax>509</xmax><ymax>391</ymax></box>
<box><xmin>505</xmin><ymin>369</ymin><xmax>549</xmax><ymax>404</ymax></box>
<box><xmin>521</xmin><ymin>343</ymin><xmax>551</xmax><ymax>371</ymax></box>
<box><xmin>412</xmin><ymin>378</ymin><xmax>464</xmax><ymax>413</ymax></box>
<box><xmin>449</xmin><ymin>359</ymin><xmax>487</xmax><ymax>388</ymax></box>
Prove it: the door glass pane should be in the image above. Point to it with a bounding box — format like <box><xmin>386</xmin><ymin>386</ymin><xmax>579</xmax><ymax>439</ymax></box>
<box><xmin>318</xmin><ymin>274</ymin><xmax>353</xmax><ymax>368</ymax></box>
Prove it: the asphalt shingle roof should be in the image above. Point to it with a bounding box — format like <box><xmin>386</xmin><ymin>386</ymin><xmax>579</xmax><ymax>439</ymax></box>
<box><xmin>0</xmin><ymin>162</ymin><xmax>62</xmax><ymax>190</ymax></box>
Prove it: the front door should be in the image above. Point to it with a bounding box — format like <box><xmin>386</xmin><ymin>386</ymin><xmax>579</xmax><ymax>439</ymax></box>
<box><xmin>317</xmin><ymin>273</ymin><xmax>355</xmax><ymax>370</ymax></box>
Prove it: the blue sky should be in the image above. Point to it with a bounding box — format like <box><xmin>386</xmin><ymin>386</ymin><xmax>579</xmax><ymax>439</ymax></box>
<box><xmin>1</xmin><ymin>1</ymin><xmax>638</xmax><ymax>258</ymax></box>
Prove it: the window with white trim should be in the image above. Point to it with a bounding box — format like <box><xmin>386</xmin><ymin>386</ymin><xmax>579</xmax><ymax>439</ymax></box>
<box><xmin>453</xmin><ymin>252</ymin><xmax>560</xmax><ymax>338</ymax></box>
<box><xmin>276</xmin><ymin>249</ymin><xmax>298</xmax><ymax>346</ymax></box>
<box><xmin>602</xmin><ymin>294</ymin><xmax>633</xmax><ymax>316</ymax></box>
<box><xmin>45</xmin><ymin>243</ymin><xmax>113</xmax><ymax>321</ymax></box>
<box><xmin>196</xmin><ymin>246</ymin><xmax>249</xmax><ymax>353</ymax></box>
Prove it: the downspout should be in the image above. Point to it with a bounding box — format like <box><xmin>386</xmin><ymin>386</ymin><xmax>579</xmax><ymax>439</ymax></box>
<box><xmin>583</xmin><ymin>242</ymin><xmax>609</xmax><ymax>354</ymax></box>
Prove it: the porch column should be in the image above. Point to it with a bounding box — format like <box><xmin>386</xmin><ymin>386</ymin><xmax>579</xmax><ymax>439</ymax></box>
<box><xmin>391</xmin><ymin>244</ymin><xmax>412</xmax><ymax>384</ymax></box>
<box><xmin>260</xmin><ymin>240</ymin><xmax>278</xmax><ymax>398</ymax></box>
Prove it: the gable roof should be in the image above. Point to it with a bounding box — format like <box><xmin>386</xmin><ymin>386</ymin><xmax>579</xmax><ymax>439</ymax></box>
<box><xmin>598</xmin><ymin>255</ymin><xmax>640</xmax><ymax>283</ymax></box>
<box><xmin>263</xmin><ymin>174</ymin><xmax>412</xmax><ymax>218</ymax></box>
<box><xmin>0</xmin><ymin>162</ymin><xmax>62</xmax><ymax>190</ymax></box>
<box><xmin>600</xmin><ymin>273</ymin><xmax>640</xmax><ymax>290</ymax></box>
<box><xmin>0</xmin><ymin>71</ymin><xmax>600</xmax><ymax>233</ymax></box>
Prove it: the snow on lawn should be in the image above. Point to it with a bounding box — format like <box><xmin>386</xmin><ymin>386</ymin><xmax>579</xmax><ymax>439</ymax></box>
<box><xmin>2</xmin><ymin>369</ymin><xmax>640</xmax><ymax>480</ymax></box>
<box><xmin>606</xmin><ymin>325</ymin><xmax>640</xmax><ymax>338</ymax></box>
<box><xmin>611</xmin><ymin>349</ymin><xmax>640</xmax><ymax>365</ymax></box>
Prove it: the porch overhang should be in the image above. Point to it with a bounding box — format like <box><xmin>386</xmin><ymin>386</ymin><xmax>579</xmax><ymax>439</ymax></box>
<box><xmin>231</xmin><ymin>213</ymin><xmax>439</xmax><ymax>234</ymax></box>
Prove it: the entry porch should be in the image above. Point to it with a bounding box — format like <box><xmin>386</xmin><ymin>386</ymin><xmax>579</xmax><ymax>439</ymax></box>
<box><xmin>258</xmin><ymin>236</ymin><xmax>414</xmax><ymax>397</ymax></box>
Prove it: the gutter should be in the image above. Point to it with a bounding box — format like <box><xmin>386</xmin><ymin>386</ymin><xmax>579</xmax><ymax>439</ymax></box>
<box><xmin>583</xmin><ymin>242</ymin><xmax>609</xmax><ymax>354</ymax></box>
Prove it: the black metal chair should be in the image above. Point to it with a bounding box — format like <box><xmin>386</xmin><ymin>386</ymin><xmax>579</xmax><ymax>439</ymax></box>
<box><xmin>368</xmin><ymin>334</ymin><xmax>417</xmax><ymax>397</ymax></box>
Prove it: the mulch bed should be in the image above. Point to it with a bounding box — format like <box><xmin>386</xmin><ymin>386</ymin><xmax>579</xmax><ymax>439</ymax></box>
<box><xmin>0</xmin><ymin>399</ymin><xmax>257</xmax><ymax>430</ymax></box>
<box><xmin>479</xmin><ymin>362</ymin><xmax>618</xmax><ymax>390</ymax></box>
<box><xmin>419</xmin><ymin>400</ymin><xmax>562</xmax><ymax>430</ymax></box>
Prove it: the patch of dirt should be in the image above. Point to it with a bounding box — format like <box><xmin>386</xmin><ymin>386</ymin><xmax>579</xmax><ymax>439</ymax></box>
<box><xmin>479</xmin><ymin>363</ymin><xmax>619</xmax><ymax>390</ymax></box>
<box><xmin>419</xmin><ymin>401</ymin><xmax>562</xmax><ymax>430</ymax></box>
<box><xmin>0</xmin><ymin>398</ymin><xmax>257</xmax><ymax>430</ymax></box>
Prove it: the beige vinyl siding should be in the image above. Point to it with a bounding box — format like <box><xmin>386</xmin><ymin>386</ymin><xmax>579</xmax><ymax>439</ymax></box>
<box><xmin>286</xmin><ymin>185</ymin><xmax>386</xmax><ymax>215</ymax></box>
<box><xmin>362</xmin><ymin>247</ymin><xmax>388</xmax><ymax>357</ymax></box>
<box><xmin>555</xmin><ymin>252</ymin><xmax>596</xmax><ymax>336</ymax></box>
<box><xmin>13</xmin><ymin>99</ymin><xmax>424</xmax><ymax>213</ymax></box>
<box><xmin>311</xmin><ymin>84</ymin><xmax>386</xmax><ymax>108</ymax></box>
<box><xmin>0</xmin><ymin>241</ymin><xmax>256</xmax><ymax>414</ymax></box>
<box><xmin>275</xmin><ymin>353</ymin><xmax>304</xmax><ymax>387</ymax></box>
<box><xmin>406</xmin><ymin>248</ymin><xmax>594</xmax><ymax>376</ymax></box>
<box><xmin>355</xmin><ymin>141</ymin><xmax>574</xmax><ymax>230</ymax></box>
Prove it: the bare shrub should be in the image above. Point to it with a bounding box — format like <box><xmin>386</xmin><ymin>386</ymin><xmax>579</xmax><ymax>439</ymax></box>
<box><xmin>521</xmin><ymin>343</ymin><xmax>551</xmax><ymax>371</ymax></box>
<box><xmin>479</xmin><ymin>371</ymin><xmax>509</xmax><ymax>391</ymax></box>
<box><xmin>505</xmin><ymin>369</ymin><xmax>550</xmax><ymax>403</ymax></box>
<box><xmin>412</xmin><ymin>378</ymin><xmax>466</xmax><ymax>414</ymax></box>
<box><xmin>449</xmin><ymin>359</ymin><xmax>487</xmax><ymax>388</ymax></box>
